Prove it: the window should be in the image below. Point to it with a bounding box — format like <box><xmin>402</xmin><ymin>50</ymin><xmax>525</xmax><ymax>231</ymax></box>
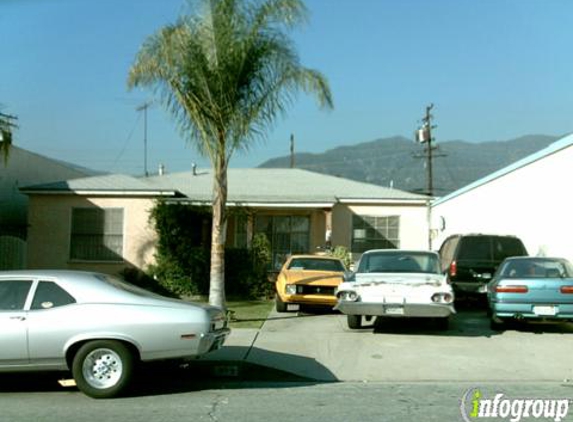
<box><xmin>70</xmin><ymin>208</ymin><xmax>124</xmax><ymax>261</ymax></box>
<box><xmin>31</xmin><ymin>281</ymin><xmax>76</xmax><ymax>310</ymax></box>
<box><xmin>358</xmin><ymin>251</ymin><xmax>440</xmax><ymax>274</ymax></box>
<box><xmin>0</xmin><ymin>280</ymin><xmax>33</xmax><ymax>311</ymax></box>
<box><xmin>439</xmin><ymin>236</ymin><xmax>459</xmax><ymax>272</ymax></box>
<box><xmin>234</xmin><ymin>215</ymin><xmax>248</xmax><ymax>248</ymax></box>
<box><xmin>255</xmin><ymin>215</ymin><xmax>310</xmax><ymax>269</ymax></box>
<box><xmin>458</xmin><ymin>236</ymin><xmax>492</xmax><ymax>260</ymax></box>
<box><xmin>352</xmin><ymin>215</ymin><xmax>400</xmax><ymax>253</ymax></box>
<box><xmin>288</xmin><ymin>258</ymin><xmax>345</xmax><ymax>272</ymax></box>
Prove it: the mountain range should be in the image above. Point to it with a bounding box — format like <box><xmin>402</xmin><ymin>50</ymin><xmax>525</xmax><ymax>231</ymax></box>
<box><xmin>258</xmin><ymin>134</ymin><xmax>561</xmax><ymax>196</ymax></box>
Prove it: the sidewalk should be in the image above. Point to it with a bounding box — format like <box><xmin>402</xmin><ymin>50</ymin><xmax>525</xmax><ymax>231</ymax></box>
<box><xmin>201</xmin><ymin>308</ymin><xmax>573</xmax><ymax>383</ymax></box>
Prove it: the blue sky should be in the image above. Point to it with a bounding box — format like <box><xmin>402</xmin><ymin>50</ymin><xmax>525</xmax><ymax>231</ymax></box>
<box><xmin>1</xmin><ymin>0</ymin><xmax>572</xmax><ymax>175</ymax></box>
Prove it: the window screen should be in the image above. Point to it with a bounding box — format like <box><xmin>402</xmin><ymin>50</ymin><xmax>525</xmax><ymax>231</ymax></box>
<box><xmin>352</xmin><ymin>215</ymin><xmax>400</xmax><ymax>253</ymax></box>
<box><xmin>70</xmin><ymin>208</ymin><xmax>124</xmax><ymax>261</ymax></box>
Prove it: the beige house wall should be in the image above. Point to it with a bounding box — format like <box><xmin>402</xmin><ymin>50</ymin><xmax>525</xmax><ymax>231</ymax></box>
<box><xmin>331</xmin><ymin>202</ymin><xmax>429</xmax><ymax>260</ymax></box>
<box><xmin>27</xmin><ymin>194</ymin><xmax>427</xmax><ymax>274</ymax></box>
<box><xmin>27</xmin><ymin>195</ymin><xmax>157</xmax><ymax>275</ymax></box>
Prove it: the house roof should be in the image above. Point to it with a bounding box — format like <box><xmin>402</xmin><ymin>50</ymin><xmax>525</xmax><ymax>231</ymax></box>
<box><xmin>432</xmin><ymin>132</ymin><xmax>573</xmax><ymax>207</ymax></box>
<box><xmin>21</xmin><ymin>168</ymin><xmax>427</xmax><ymax>206</ymax></box>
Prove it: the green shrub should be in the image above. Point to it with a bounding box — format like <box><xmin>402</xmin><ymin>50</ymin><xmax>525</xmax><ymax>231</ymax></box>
<box><xmin>145</xmin><ymin>200</ymin><xmax>273</xmax><ymax>299</ymax></box>
<box><xmin>328</xmin><ymin>245</ymin><xmax>353</xmax><ymax>269</ymax></box>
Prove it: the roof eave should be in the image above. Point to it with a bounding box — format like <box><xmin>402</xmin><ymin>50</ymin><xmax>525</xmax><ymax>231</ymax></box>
<box><xmin>20</xmin><ymin>189</ymin><xmax>179</xmax><ymax>197</ymax></box>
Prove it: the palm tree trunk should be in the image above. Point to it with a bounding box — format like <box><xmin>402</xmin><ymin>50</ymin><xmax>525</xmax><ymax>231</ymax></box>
<box><xmin>209</xmin><ymin>150</ymin><xmax>228</xmax><ymax>309</ymax></box>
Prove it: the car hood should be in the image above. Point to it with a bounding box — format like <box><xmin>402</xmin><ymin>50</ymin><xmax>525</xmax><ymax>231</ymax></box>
<box><xmin>283</xmin><ymin>270</ymin><xmax>344</xmax><ymax>286</ymax></box>
<box><xmin>347</xmin><ymin>272</ymin><xmax>446</xmax><ymax>288</ymax></box>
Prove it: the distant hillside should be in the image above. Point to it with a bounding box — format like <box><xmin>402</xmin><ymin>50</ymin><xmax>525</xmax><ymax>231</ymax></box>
<box><xmin>258</xmin><ymin>134</ymin><xmax>561</xmax><ymax>195</ymax></box>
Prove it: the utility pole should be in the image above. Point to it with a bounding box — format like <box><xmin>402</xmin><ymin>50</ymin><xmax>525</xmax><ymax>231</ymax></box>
<box><xmin>414</xmin><ymin>104</ymin><xmax>440</xmax><ymax>250</ymax></box>
<box><xmin>415</xmin><ymin>103</ymin><xmax>438</xmax><ymax>197</ymax></box>
<box><xmin>136</xmin><ymin>101</ymin><xmax>152</xmax><ymax>177</ymax></box>
<box><xmin>0</xmin><ymin>111</ymin><xmax>18</xmax><ymax>140</ymax></box>
<box><xmin>290</xmin><ymin>133</ymin><xmax>295</xmax><ymax>168</ymax></box>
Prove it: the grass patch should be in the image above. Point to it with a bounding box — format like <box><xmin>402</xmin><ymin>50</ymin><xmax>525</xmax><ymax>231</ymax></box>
<box><xmin>226</xmin><ymin>299</ymin><xmax>273</xmax><ymax>329</ymax></box>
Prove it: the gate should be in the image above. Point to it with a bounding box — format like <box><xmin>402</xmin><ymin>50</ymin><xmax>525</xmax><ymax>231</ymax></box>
<box><xmin>0</xmin><ymin>236</ymin><xmax>27</xmax><ymax>270</ymax></box>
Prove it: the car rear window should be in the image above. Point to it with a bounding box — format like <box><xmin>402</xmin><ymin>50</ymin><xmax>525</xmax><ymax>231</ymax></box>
<box><xmin>500</xmin><ymin>258</ymin><xmax>573</xmax><ymax>279</ymax></box>
<box><xmin>494</xmin><ymin>237</ymin><xmax>527</xmax><ymax>260</ymax></box>
<box><xmin>457</xmin><ymin>237</ymin><xmax>492</xmax><ymax>260</ymax></box>
<box><xmin>96</xmin><ymin>274</ymin><xmax>163</xmax><ymax>298</ymax></box>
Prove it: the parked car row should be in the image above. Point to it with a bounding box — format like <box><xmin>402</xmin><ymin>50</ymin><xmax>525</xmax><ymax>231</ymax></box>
<box><xmin>274</xmin><ymin>234</ymin><xmax>573</xmax><ymax>332</ymax></box>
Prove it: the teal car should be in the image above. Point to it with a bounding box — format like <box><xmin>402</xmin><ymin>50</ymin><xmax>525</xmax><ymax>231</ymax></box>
<box><xmin>487</xmin><ymin>257</ymin><xmax>573</xmax><ymax>330</ymax></box>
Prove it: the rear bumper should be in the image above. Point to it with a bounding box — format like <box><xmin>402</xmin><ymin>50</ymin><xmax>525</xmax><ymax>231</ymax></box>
<box><xmin>197</xmin><ymin>328</ymin><xmax>231</xmax><ymax>355</ymax></box>
<box><xmin>452</xmin><ymin>281</ymin><xmax>488</xmax><ymax>294</ymax></box>
<box><xmin>491</xmin><ymin>301</ymin><xmax>573</xmax><ymax>320</ymax></box>
<box><xmin>335</xmin><ymin>301</ymin><xmax>455</xmax><ymax>318</ymax></box>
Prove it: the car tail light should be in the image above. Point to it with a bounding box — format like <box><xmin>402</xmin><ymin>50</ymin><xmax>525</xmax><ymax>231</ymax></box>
<box><xmin>495</xmin><ymin>285</ymin><xmax>528</xmax><ymax>293</ymax></box>
<box><xmin>431</xmin><ymin>293</ymin><xmax>454</xmax><ymax>304</ymax></box>
<box><xmin>449</xmin><ymin>261</ymin><xmax>457</xmax><ymax>278</ymax></box>
<box><xmin>560</xmin><ymin>286</ymin><xmax>573</xmax><ymax>294</ymax></box>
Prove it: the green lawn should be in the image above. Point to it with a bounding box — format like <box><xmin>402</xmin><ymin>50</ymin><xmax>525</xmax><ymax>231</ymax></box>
<box><xmin>226</xmin><ymin>299</ymin><xmax>274</xmax><ymax>329</ymax></box>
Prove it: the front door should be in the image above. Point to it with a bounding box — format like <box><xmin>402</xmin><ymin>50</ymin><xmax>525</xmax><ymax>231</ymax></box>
<box><xmin>0</xmin><ymin>279</ymin><xmax>33</xmax><ymax>365</ymax></box>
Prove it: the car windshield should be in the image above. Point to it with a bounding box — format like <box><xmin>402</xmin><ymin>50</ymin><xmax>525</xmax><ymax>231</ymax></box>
<box><xmin>358</xmin><ymin>251</ymin><xmax>440</xmax><ymax>274</ymax></box>
<box><xmin>288</xmin><ymin>258</ymin><xmax>345</xmax><ymax>272</ymax></box>
<box><xmin>499</xmin><ymin>258</ymin><xmax>573</xmax><ymax>279</ymax></box>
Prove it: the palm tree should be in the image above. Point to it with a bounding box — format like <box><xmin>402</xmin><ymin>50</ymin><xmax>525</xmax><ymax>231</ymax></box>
<box><xmin>128</xmin><ymin>0</ymin><xmax>333</xmax><ymax>308</ymax></box>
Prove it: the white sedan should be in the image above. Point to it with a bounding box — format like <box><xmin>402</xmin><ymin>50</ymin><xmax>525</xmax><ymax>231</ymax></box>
<box><xmin>0</xmin><ymin>270</ymin><xmax>230</xmax><ymax>398</ymax></box>
<box><xmin>335</xmin><ymin>250</ymin><xmax>455</xmax><ymax>329</ymax></box>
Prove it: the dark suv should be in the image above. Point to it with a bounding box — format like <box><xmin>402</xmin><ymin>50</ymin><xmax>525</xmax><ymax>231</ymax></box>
<box><xmin>438</xmin><ymin>234</ymin><xmax>528</xmax><ymax>297</ymax></box>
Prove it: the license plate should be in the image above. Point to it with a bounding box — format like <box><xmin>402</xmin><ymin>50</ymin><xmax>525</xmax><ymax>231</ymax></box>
<box><xmin>533</xmin><ymin>305</ymin><xmax>557</xmax><ymax>316</ymax></box>
<box><xmin>385</xmin><ymin>306</ymin><xmax>404</xmax><ymax>315</ymax></box>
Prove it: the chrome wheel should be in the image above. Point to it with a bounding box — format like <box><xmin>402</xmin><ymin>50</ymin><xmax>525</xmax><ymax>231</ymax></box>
<box><xmin>82</xmin><ymin>348</ymin><xmax>123</xmax><ymax>389</ymax></box>
<box><xmin>72</xmin><ymin>340</ymin><xmax>134</xmax><ymax>398</ymax></box>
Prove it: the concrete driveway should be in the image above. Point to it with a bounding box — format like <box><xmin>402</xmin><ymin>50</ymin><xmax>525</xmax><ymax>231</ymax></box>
<box><xmin>205</xmin><ymin>307</ymin><xmax>573</xmax><ymax>383</ymax></box>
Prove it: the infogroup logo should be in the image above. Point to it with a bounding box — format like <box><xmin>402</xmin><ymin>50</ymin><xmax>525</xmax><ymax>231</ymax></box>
<box><xmin>460</xmin><ymin>388</ymin><xmax>570</xmax><ymax>422</ymax></box>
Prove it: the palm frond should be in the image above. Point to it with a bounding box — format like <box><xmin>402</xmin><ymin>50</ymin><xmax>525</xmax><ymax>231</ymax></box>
<box><xmin>127</xmin><ymin>0</ymin><xmax>333</xmax><ymax>163</ymax></box>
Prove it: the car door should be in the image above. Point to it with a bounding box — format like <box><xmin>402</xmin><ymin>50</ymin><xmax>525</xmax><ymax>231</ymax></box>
<box><xmin>26</xmin><ymin>280</ymin><xmax>77</xmax><ymax>366</ymax></box>
<box><xmin>0</xmin><ymin>279</ymin><xmax>34</xmax><ymax>365</ymax></box>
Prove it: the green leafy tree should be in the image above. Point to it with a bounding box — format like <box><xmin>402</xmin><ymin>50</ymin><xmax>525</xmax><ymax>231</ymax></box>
<box><xmin>128</xmin><ymin>0</ymin><xmax>333</xmax><ymax>308</ymax></box>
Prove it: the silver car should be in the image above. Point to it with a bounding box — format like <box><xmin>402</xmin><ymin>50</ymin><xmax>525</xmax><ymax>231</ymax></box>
<box><xmin>0</xmin><ymin>270</ymin><xmax>230</xmax><ymax>398</ymax></box>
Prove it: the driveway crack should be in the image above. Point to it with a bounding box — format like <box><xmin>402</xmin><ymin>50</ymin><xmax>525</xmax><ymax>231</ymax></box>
<box><xmin>207</xmin><ymin>395</ymin><xmax>229</xmax><ymax>422</ymax></box>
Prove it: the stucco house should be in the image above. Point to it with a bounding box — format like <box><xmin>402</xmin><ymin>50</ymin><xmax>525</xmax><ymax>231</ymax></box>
<box><xmin>431</xmin><ymin>132</ymin><xmax>573</xmax><ymax>261</ymax></box>
<box><xmin>21</xmin><ymin>168</ymin><xmax>429</xmax><ymax>275</ymax></box>
<box><xmin>0</xmin><ymin>146</ymin><xmax>99</xmax><ymax>269</ymax></box>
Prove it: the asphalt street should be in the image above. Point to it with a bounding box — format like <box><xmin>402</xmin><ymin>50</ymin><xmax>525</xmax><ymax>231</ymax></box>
<box><xmin>2</xmin><ymin>307</ymin><xmax>573</xmax><ymax>421</ymax></box>
<box><xmin>1</xmin><ymin>380</ymin><xmax>573</xmax><ymax>422</ymax></box>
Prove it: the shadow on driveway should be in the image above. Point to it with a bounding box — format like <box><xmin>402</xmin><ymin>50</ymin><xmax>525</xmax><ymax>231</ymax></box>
<box><xmin>0</xmin><ymin>347</ymin><xmax>337</xmax><ymax>397</ymax></box>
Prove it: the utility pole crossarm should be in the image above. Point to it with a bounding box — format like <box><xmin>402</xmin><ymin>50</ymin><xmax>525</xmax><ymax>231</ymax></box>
<box><xmin>414</xmin><ymin>103</ymin><xmax>440</xmax><ymax>197</ymax></box>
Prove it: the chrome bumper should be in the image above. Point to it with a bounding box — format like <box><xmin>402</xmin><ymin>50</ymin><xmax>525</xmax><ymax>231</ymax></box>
<box><xmin>335</xmin><ymin>301</ymin><xmax>455</xmax><ymax>318</ymax></box>
<box><xmin>198</xmin><ymin>327</ymin><xmax>231</xmax><ymax>354</ymax></box>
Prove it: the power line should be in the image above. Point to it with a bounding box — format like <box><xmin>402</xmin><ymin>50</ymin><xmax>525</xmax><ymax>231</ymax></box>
<box><xmin>110</xmin><ymin>112</ymin><xmax>142</xmax><ymax>171</ymax></box>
